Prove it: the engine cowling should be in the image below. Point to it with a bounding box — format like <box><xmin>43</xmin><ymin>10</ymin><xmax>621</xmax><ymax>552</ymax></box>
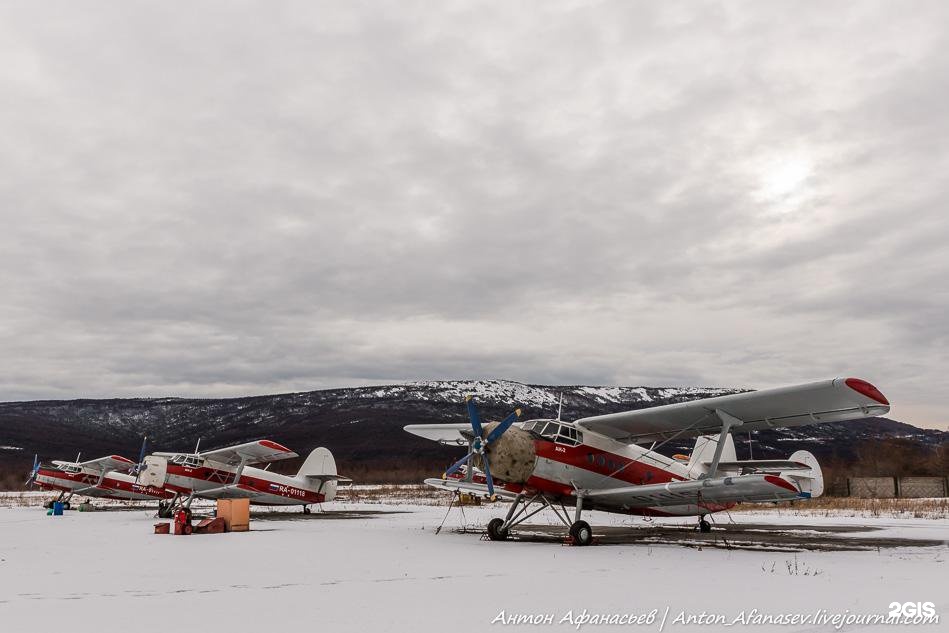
<box><xmin>475</xmin><ymin>421</ymin><xmax>537</xmax><ymax>484</ymax></box>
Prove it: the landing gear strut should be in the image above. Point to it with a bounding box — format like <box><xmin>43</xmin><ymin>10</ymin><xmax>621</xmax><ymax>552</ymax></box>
<box><xmin>485</xmin><ymin>492</ymin><xmax>593</xmax><ymax>546</ymax></box>
<box><xmin>44</xmin><ymin>492</ymin><xmax>72</xmax><ymax>509</ymax></box>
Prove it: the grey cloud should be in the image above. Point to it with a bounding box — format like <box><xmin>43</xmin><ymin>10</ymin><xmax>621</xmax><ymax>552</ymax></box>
<box><xmin>0</xmin><ymin>1</ymin><xmax>947</xmax><ymax>429</ymax></box>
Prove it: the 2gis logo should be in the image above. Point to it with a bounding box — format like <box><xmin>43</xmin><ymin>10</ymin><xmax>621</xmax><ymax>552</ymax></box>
<box><xmin>888</xmin><ymin>601</ymin><xmax>936</xmax><ymax>618</ymax></box>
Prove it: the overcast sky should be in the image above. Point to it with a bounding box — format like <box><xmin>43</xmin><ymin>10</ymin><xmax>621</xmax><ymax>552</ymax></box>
<box><xmin>0</xmin><ymin>1</ymin><xmax>946</xmax><ymax>429</ymax></box>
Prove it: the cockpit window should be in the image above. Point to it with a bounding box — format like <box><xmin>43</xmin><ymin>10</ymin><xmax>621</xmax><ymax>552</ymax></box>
<box><xmin>172</xmin><ymin>455</ymin><xmax>203</xmax><ymax>467</ymax></box>
<box><xmin>523</xmin><ymin>420</ymin><xmax>582</xmax><ymax>446</ymax></box>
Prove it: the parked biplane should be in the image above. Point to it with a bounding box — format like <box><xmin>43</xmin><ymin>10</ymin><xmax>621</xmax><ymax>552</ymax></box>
<box><xmin>26</xmin><ymin>452</ymin><xmax>173</xmax><ymax>509</ymax></box>
<box><xmin>138</xmin><ymin>439</ymin><xmax>350</xmax><ymax>515</ymax></box>
<box><xmin>405</xmin><ymin>377</ymin><xmax>890</xmax><ymax>545</ymax></box>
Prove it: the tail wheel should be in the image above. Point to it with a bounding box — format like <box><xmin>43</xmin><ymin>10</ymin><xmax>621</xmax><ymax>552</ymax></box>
<box><xmin>569</xmin><ymin>520</ymin><xmax>593</xmax><ymax>546</ymax></box>
<box><xmin>486</xmin><ymin>518</ymin><xmax>509</xmax><ymax>541</ymax></box>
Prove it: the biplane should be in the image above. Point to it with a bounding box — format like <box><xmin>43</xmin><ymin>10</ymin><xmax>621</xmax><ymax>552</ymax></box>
<box><xmin>138</xmin><ymin>439</ymin><xmax>350</xmax><ymax>515</ymax></box>
<box><xmin>405</xmin><ymin>377</ymin><xmax>889</xmax><ymax>545</ymax></box>
<box><xmin>26</xmin><ymin>453</ymin><xmax>173</xmax><ymax>509</ymax></box>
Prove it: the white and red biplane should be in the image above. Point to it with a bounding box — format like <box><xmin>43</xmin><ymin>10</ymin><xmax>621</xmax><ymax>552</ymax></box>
<box><xmin>138</xmin><ymin>439</ymin><xmax>349</xmax><ymax>514</ymax></box>
<box><xmin>405</xmin><ymin>377</ymin><xmax>890</xmax><ymax>545</ymax></box>
<box><xmin>27</xmin><ymin>454</ymin><xmax>173</xmax><ymax>509</ymax></box>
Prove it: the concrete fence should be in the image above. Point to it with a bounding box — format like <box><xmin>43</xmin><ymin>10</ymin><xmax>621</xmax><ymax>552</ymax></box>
<box><xmin>847</xmin><ymin>476</ymin><xmax>948</xmax><ymax>498</ymax></box>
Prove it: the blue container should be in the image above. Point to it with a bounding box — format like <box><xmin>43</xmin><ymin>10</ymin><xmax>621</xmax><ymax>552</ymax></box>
<box><xmin>52</xmin><ymin>502</ymin><xmax>64</xmax><ymax>516</ymax></box>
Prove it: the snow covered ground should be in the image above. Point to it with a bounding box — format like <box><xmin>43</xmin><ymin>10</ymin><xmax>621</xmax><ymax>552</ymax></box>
<box><xmin>0</xmin><ymin>501</ymin><xmax>945</xmax><ymax>633</ymax></box>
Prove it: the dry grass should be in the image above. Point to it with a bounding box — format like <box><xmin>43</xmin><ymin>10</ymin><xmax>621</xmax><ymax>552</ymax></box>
<box><xmin>6</xmin><ymin>488</ymin><xmax>947</xmax><ymax>519</ymax></box>
<box><xmin>734</xmin><ymin>496</ymin><xmax>949</xmax><ymax>519</ymax></box>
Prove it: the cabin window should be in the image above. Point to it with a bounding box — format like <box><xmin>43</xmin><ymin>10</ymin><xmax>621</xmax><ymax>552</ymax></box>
<box><xmin>586</xmin><ymin>453</ymin><xmax>594</xmax><ymax>464</ymax></box>
<box><xmin>596</xmin><ymin>455</ymin><xmax>606</xmax><ymax>467</ymax></box>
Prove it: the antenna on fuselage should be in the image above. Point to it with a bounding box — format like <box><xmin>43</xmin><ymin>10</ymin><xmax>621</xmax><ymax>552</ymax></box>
<box><xmin>193</xmin><ymin>438</ymin><xmax>201</xmax><ymax>455</ymax></box>
<box><xmin>75</xmin><ymin>451</ymin><xmax>81</xmax><ymax>465</ymax></box>
<box><xmin>556</xmin><ymin>392</ymin><xmax>564</xmax><ymax>421</ymax></box>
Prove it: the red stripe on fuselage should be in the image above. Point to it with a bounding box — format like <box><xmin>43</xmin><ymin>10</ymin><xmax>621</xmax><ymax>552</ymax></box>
<box><xmin>35</xmin><ymin>469</ymin><xmax>172</xmax><ymax>500</ymax></box>
<box><xmin>164</xmin><ymin>463</ymin><xmax>324</xmax><ymax>504</ymax></box>
<box><xmin>533</xmin><ymin>439</ymin><xmax>685</xmax><ymax>486</ymax></box>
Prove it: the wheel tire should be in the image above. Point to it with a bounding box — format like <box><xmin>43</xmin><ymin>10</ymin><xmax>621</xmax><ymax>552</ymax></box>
<box><xmin>63</xmin><ymin>502</ymin><xmax>71</xmax><ymax>510</ymax></box>
<box><xmin>569</xmin><ymin>520</ymin><xmax>593</xmax><ymax>546</ymax></box>
<box><xmin>486</xmin><ymin>518</ymin><xmax>509</xmax><ymax>541</ymax></box>
<box><xmin>699</xmin><ymin>519</ymin><xmax>712</xmax><ymax>533</ymax></box>
<box><xmin>303</xmin><ymin>506</ymin><xmax>311</xmax><ymax>514</ymax></box>
<box><xmin>157</xmin><ymin>503</ymin><xmax>173</xmax><ymax>519</ymax></box>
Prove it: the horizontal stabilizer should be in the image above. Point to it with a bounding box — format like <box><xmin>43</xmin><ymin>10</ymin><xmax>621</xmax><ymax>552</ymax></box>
<box><xmin>304</xmin><ymin>474</ymin><xmax>352</xmax><ymax>483</ymax></box>
<box><xmin>707</xmin><ymin>460</ymin><xmax>811</xmax><ymax>472</ymax></box>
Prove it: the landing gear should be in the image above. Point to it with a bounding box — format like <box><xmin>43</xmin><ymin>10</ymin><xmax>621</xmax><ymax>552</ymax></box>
<box><xmin>569</xmin><ymin>520</ymin><xmax>593</xmax><ymax>546</ymax></box>
<box><xmin>698</xmin><ymin>518</ymin><xmax>712</xmax><ymax>533</ymax></box>
<box><xmin>157</xmin><ymin>501</ymin><xmax>174</xmax><ymax>518</ymax></box>
<box><xmin>45</xmin><ymin>492</ymin><xmax>72</xmax><ymax>509</ymax></box>
<box><xmin>486</xmin><ymin>518</ymin><xmax>508</xmax><ymax>541</ymax></box>
<box><xmin>483</xmin><ymin>492</ymin><xmax>589</xmax><ymax>545</ymax></box>
<box><xmin>303</xmin><ymin>505</ymin><xmax>311</xmax><ymax>514</ymax></box>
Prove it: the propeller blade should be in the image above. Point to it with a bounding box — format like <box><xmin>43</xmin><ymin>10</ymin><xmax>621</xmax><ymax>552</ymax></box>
<box><xmin>485</xmin><ymin>409</ymin><xmax>522</xmax><ymax>444</ymax></box>
<box><xmin>137</xmin><ymin>437</ymin><xmax>148</xmax><ymax>465</ymax></box>
<box><xmin>466</xmin><ymin>396</ymin><xmax>483</xmax><ymax>438</ymax></box>
<box><xmin>25</xmin><ymin>454</ymin><xmax>39</xmax><ymax>488</ymax></box>
<box><xmin>481</xmin><ymin>453</ymin><xmax>495</xmax><ymax>498</ymax></box>
<box><xmin>133</xmin><ymin>437</ymin><xmax>148</xmax><ymax>477</ymax></box>
<box><xmin>444</xmin><ymin>451</ymin><xmax>474</xmax><ymax>477</ymax></box>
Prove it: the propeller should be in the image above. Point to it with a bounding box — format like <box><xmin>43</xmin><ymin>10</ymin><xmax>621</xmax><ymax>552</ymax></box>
<box><xmin>24</xmin><ymin>453</ymin><xmax>40</xmax><ymax>488</ymax></box>
<box><xmin>444</xmin><ymin>396</ymin><xmax>521</xmax><ymax>498</ymax></box>
<box><xmin>132</xmin><ymin>436</ymin><xmax>148</xmax><ymax>478</ymax></box>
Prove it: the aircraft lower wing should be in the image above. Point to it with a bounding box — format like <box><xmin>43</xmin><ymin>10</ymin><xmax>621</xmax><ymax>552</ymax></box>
<box><xmin>575</xmin><ymin>377</ymin><xmax>889</xmax><ymax>444</ymax></box>
<box><xmin>583</xmin><ymin>473</ymin><xmax>806</xmax><ymax>507</ymax></box>
<box><xmin>423</xmin><ymin>477</ymin><xmax>520</xmax><ymax>500</ymax></box>
<box><xmin>194</xmin><ymin>484</ymin><xmax>262</xmax><ymax>499</ymax></box>
<box><xmin>199</xmin><ymin>440</ymin><xmax>299</xmax><ymax>466</ymax></box>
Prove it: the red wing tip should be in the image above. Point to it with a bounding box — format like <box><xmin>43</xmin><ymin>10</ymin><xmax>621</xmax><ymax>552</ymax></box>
<box><xmin>112</xmin><ymin>455</ymin><xmax>135</xmax><ymax>463</ymax></box>
<box><xmin>258</xmin><ymin>439</ymin><xmax>293</xmax><ymax>453</ymax></box>
<box><xmin>844</xmin><ymin>378</ymin><xmax>890</xmax><ymax>406</ymax></box>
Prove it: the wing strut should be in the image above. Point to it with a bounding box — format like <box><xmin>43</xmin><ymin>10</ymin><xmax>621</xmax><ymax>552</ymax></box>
<box><xmin>704</xmin><ymin>409</ymin><xmax>744</xmax><ymax>479</ymax></box>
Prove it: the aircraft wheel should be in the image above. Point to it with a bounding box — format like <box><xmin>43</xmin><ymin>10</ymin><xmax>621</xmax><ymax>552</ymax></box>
<box><xmin>63</xmin><ymin>502</ymin><xmax>71</xmax><ymax>510</ymax></box>
<box><xmin>699</xmin><ymin>519</ymin><xmax>712</xmax><ymax>533</ymax></box>
<box><xmin>157</xmin><ymin>503</ymin><xmax>173</xmax><ymax>519</ymax></box>
<box><xmin>303</xmin><ymin>506</ymin><xmax>311</xmax><ymax>514</ymax></box>
<box><xmin>569</xmin><ymin>520</ymin><xmax>593</xmax><ymax>546</ymax></box>
<box><xmin>486</xmin><ymin>518</ymin><xmax>509</xmax><ymax>541</ymax></box>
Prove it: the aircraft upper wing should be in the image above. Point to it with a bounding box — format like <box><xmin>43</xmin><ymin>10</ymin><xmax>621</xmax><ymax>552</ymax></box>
<box><xmin>404</xmin><ymin>423</ymin><xmax>471</xmax><ymax>446</ymax></box>
<box><xmin>78</xmin><ymin>455</ymin><xmax>136</xmax><ymax>474</ymax></box>
<box><xmin>199</xmin><ymin>440</ymin><xmax>299</xmax><ymax>466</ymax></box>
<box><xmin>574</xmin><ymin>378</ymin><xmax>889</xmax><ymax>444</ymax></box>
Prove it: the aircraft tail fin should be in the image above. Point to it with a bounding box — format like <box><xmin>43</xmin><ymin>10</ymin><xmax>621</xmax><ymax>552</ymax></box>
<box><xmin>297</xmin><ymin>447</ymin><xmax>344</xmax><ymax>502</ymax></box>
<box><xmin>782</xmin><ymin>450</ymin><xmax>824</xmax><ymax>498</ymax></box>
